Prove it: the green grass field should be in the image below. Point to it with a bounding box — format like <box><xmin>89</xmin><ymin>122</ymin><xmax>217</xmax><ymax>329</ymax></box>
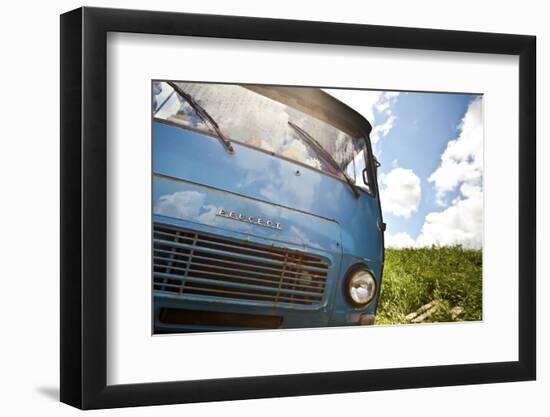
<box><xmin>375</xmin><ymin>246</ymin><xmax>482</xmax><ymax>325</ymax></box>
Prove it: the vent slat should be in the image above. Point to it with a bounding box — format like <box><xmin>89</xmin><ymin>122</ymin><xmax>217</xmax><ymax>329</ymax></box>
<box><xmin>154</xmin><ymin>225</ymin><xmax>327</xmax><ymax>267</ymax></box>
<box><xmin>155</xmin><ymin>271</ymin><xmax>324</xmax><ymax>299</ymax></box>
<box><xmin>153</xmin><ymin>254</ymin><xmax>326</xmax><ymax>281</ymax></box>
<box><xmin>154</xmin><ymin>261</ymin><xmax>326</xmax><ymax>290</ymax></box>
<box><xmin>154</xmin><ymin>238</ymin><xmax>329</xmax><ymax>274</ymax></box>
<box><xmin>153</xmin><ymin>223</ymin><xmax>330</xmax><ymax>306</ymax></box>
<box><xmin>166</xmin><ymin>286</ymin><xmax>315</xmax><ymax>305</ymax></box>
<box><xmin>153</xmin><ymin>250</ymin><xmax>327</xmax><ymax>279</ymax></box>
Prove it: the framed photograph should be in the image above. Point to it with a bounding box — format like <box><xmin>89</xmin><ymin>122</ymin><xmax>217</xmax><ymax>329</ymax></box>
<box><xmin>60</xmin><ymin>6</ymin><xmax>536</xmax><ymax>409</ymax></box>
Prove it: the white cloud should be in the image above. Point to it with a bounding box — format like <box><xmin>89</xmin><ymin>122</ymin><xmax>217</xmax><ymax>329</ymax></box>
<box><xmin>369</xmin><ymin>93</ymin><xmax>400</xmax><ymax>152</ymax></box>
<box><xmin>376</xmin><ymin>91</ymin><xmax>399</xmax><ymax>112</ymax></box>
<box><xmin>385</xmin><ymin>98</ymin><xmax>484</xmax><ymax>249</ymax></box>
<box><xmin>380</xmin><ymin>167</ymin><xmax>421</xmax><ymax>218</ymax></box>
<box><xmin>323</xmin><ymin>89</ymin><xmax>381</xmax><ymax>125</ymax></box>
<box><xmin>154</xmin><ymin>191</ymin><xmax>206</xmax><ymax>219</ymax></box>
<box><xmin>386</xmin><ymin>232</ymin><xmax>417</xmax><ymax>248</ymax></box>
<box><xmin>371</xmin><ymin>115</ymin><xmax>396</xmax><ymax>145</ymax></box>
<box><xmin>323</xmin><ymin>89</ymin><xmax>399</xmax><ymax>156</ymax></box>
<box><xmin>154</xmin><ymin>191</ymin><xmax>221</xmax><ymax>225</ymax></box>
<box><xmin>412</xmin><ymin>97</ymin><xmax>484</xmax><ymax>248</ymax></box>
<box><xmin>416</xmin><ymin>183</ymin><xmax>483</xmax><ymax>248</ymax></box>
<box><xmin>386</xmin><ymin>183</ymin><xmax>483</xmax><ymax>249</ymax></box>
<box><xmin>429</xmin><ymin>97</ymin><xmax>483</xmax><ymax>206</ymax></box>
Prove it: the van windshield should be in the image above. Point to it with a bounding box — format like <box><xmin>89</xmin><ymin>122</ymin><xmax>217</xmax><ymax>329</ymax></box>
<box><xmin>153</xmin><ymin>81</ymin><xmax>373</xmax><ymax>193</ymax></box>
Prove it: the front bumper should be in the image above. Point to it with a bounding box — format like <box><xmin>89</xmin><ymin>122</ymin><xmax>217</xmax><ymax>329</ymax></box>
<box><xmin>153</xmin><ymin>292</ymin><xmax>376</xmax><ymax>333</ymax></box>
<box><xmin>152</xmin><ymin>218</ymin><xmax>378</xmax><ymax>333</ymax></box>
<box><xmin>153</xmin><ymin>293</ymin><xmax>331</xmax><ymax>333</ymax></box>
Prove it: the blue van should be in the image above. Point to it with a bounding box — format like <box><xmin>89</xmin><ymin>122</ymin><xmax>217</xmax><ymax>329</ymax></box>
<box><xmin>152</xmin><ymin>81</ymin><xmax>385</xmax><ymax>333</ymax></box>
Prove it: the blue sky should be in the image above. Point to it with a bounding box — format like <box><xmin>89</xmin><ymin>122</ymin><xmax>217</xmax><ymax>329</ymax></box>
<box><xmin>326</xmin><ymin>88</ymin><xmax>483</xmax><ymax>248</ymax></box>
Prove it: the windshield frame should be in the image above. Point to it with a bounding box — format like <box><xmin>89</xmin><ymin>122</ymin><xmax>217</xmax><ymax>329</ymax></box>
<box><xmin>152</xmin><ymin>81</ymin><xmax>378</xmax><ymax>197</ymax></box>
<box><xmin>154</xmin><ymin>115</ymin><xmax>377</xmax><ymax>198</ymax></box>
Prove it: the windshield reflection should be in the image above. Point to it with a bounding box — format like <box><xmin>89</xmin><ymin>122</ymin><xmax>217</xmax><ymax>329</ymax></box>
<box><xmin>153</xmin><ymin>81</ymin><xmax>372</xmax><ymax>192</ymax></box>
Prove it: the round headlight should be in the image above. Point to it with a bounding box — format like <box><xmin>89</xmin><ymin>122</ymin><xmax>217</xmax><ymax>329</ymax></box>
<box><xmin>346</xmin><ymin>268</ymin><xmax>377</xmax><ymax>307</ymax></box>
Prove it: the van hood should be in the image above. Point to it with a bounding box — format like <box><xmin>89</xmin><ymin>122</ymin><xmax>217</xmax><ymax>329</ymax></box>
<box><xmin>153</xmin><ymin>176</ymin><xmax>340</xmax><ymax>253</ymax></box>
<box><xmin>153</xmin><ymin>121</ymin><xmax>381</xmax><ymax>259</ymax></box>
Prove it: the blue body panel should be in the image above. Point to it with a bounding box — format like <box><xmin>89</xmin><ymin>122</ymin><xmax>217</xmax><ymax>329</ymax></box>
<box><xmin>153</xmin><ymin>121</ymin><xmax>384</xmax><ymax>331</ymax></box>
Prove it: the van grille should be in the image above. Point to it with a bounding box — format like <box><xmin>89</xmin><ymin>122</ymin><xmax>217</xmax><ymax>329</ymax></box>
<box><xmin>153</xmin><ymin>223</ymin><xmax>329</xmax><ymax>307</ymax></box>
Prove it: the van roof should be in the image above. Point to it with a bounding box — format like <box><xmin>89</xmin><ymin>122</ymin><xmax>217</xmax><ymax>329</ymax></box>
<box><xmin>243</xmin><ymin>85</ymin><xmax>373</xmax><ymax>138</ymax></box>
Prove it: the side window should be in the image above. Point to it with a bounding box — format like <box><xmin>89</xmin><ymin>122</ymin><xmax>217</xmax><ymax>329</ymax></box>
<box><xmin>344</xmin><ymin>147</ymin><xmax>375</xmax><ymax>195</ymax></box>
<box><xmin>354</xmin><ymin>150</ymin><xmax>369</xmax><ymax>193</ymax></box>
<box><xmin>345</xmin><ymin>156</ymin><xmax>356</xmax><ymax>183</ymax></box>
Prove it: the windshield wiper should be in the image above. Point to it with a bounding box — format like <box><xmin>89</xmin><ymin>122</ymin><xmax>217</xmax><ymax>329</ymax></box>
<box><xmin>288</xmin><ymin>121</ymin><xmax>360</xmax><ymax>198</ymax></box>
<box><xmin>166</xmin><ymin>81</ymin><xmax>234</xmax><ymax>154</ymax></box>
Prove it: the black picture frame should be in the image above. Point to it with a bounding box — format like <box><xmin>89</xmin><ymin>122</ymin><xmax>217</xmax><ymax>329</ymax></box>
<box><xmin>60</xmin><ymin>6</ymin><xmax>536</xmax><ymax>410</ymax></box>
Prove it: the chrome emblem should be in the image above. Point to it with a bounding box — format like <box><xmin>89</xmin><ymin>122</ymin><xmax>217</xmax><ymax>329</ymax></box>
<box><xmin>216</xmin><ymin>208</ymin><xmax>282</xmax><ymax>230</ymax></box>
